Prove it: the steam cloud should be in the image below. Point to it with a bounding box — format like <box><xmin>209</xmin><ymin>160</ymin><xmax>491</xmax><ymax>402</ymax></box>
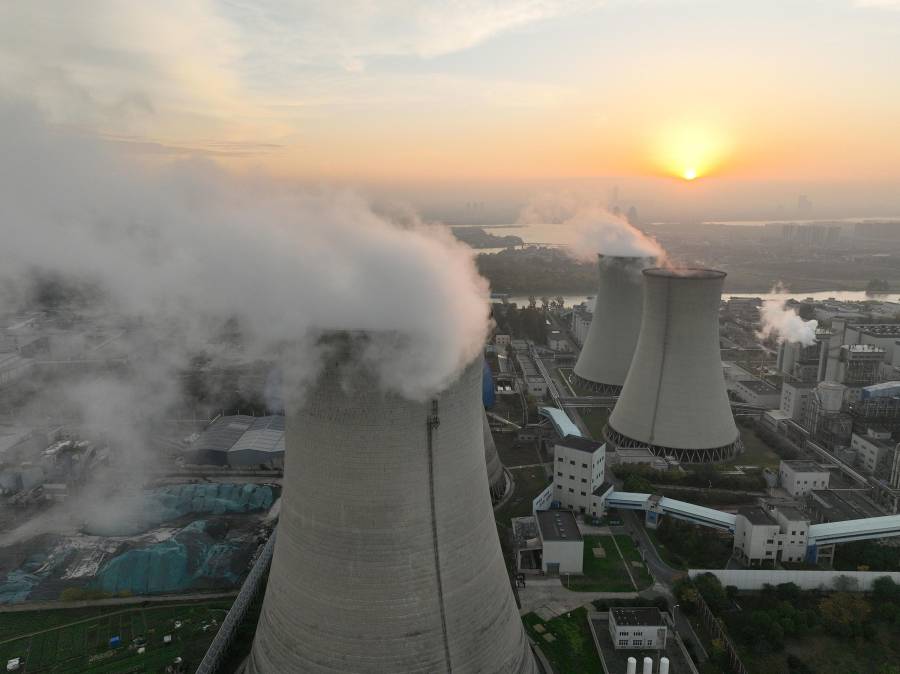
<box><xmin>757</xmin><ymin>294</ymin><xmax>819</xmax><ymax>346</ymax></box>
<box><xmin>0</xmin><ymin>102</ymin><xmax>490</xmax><ymax>401</ymax></box>
<box><xmin>518</xmin><ymin>192</ymin><xmax>666</xmax><ymax>263</ymax></box>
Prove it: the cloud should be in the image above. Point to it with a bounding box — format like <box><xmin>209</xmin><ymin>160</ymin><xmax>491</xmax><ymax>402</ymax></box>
<box><xmin>757</xmin><ymin>297</ymin><xmax>818</xmax><ymax>346</ymax></box>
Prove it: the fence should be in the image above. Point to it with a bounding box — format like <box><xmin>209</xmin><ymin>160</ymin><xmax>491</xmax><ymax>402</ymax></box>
<box><xmin>693</xmin><ymin>593</ymin><xmax>749</xmax><ymax>674</ymax></box>
<box><xmin>195</xmin><ymin>530</ymin><xmax>277</xmax><ymax>674</ymax></box>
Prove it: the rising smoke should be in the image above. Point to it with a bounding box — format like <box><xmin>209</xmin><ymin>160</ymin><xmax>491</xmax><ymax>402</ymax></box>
<box><xmin>517</xmin><ymin>192</ymin><xmax>666</xmax><ymax>263</ymax></box>
<box><xmin>757</xmin><ymin>290</ymin><xmax>819</xmax><ymax>346</ymax></box>
<box><xmin>0</xmin><ymin>102</ymin><xmax>492</xmax><ymax>538</ymax></box>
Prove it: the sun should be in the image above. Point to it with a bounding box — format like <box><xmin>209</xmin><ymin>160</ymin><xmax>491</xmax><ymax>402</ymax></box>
<box><xmin>650</xmin><ymin>122</ymin><xmax>732</xmax><ymax>181</ymax></box>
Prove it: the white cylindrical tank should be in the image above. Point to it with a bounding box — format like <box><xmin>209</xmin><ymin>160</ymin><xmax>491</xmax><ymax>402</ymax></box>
<box><xmin>818</xmin><ymin>380</ymin><xmax>846</xmax><ymax>413</ymax></box>
<box><xmin>246</xmin><ymin>344</ymin><xmax>537</xmax><ymax>673</ymax></box>
<box><xmin>659</xmin><ymin>657</ymin><xmax>670</xmax><ymax>674</ymax></box>
<box><xmin>573</xmin><ymin>255</ymin><xmax>655</xmax><ymax>393</ymax></box>
<box><xmin>483</xmin><ymin>409</ymin><xmax>506</xmax><ymax>498</ymax></box>
<box><xmin>626</xmin><ymin>656</ymin><xmax>637</xmax><ymax>674</ymax></box>
<box><xmin>606</xmin><ymin>268</ymin><xmax>740</xmax><ymax>463</ymax></box>
<box><xmin>643</xmin><ymin>656</ymin><xmax>653</xmax><ymax>674</ymax></box>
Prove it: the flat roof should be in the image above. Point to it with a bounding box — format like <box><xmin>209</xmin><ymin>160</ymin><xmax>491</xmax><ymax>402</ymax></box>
<box><xmin>781</xmin><ymin>460</ymin><xmax>828</xmax><ymax>473</ymax></box>
<box><xmin>610</xmin><ymin>607</ymin><xmax>663</xmax><ymax>627</ymax></box>
<box><xmin>810</xmin><ymin>489</ymin><xmax>884</xmax><ymax>521</ymax></box>
<box><xmin>556</xmin><ymin>435</ymin><xmax>603</xmax><ymax>454</ymax></box>
<box><xmin>740</xmin><ymin>380</ymin><xmax>778</xmax><ymax>394</ymax></box>
<box><xmin>536</xmin><ymin>510</ymin><xmax>583</xmax><ymax>542</ymax></box>
<box><xmin>738</xmin><ymin>506</ymin><xmax>777</xmax><ymax>526</ymax></box>
<box><xmin>593</xmin><ymin>481</ymin><xmax>614</xmax><ymax>497</ymax></box>
<box><xmin>851</xmin><ymin>324</ymin><xmax>900</xmax><ymax>338</ymax></box>
<box><xmin>776</xmin><ymin>506</ymin><xmax>808</xmax><ymax>522</ymax></box>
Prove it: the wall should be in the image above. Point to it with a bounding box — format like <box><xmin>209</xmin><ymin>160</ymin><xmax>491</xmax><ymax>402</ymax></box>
<box><xmin>689</xmin><ymin>568</ymin><xmax>900</xmax><ymax>591</ymax></box>
<box><xmin>542</xmin><ymin>539</ymin><xmax>583</xmax><ymax>574</ymax></box>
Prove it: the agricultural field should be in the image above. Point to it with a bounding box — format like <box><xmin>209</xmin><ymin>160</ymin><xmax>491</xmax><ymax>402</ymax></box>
<box><xmin>0</xmin><ymin>599</ymin><xmax>231</xmax><ymax>673</ymax></box>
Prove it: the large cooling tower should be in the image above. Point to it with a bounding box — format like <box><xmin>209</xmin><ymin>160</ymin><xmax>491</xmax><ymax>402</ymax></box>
<box><xmin>573</xmin><ymin>255</ymin><xmax>653</xmax><ymax>393</ymax></box>
<box><xmin>605</xmin><ymin>268</ymin><xmax>740</xmax><ymax>463</ymax></box>
<box><xmin>246</xmin><ymin>343</ymin><xmax>537</xmax><ymax>673</ymax></box>
<box><xmin>483</xmin><ymin>409</ymin><xmax>506</xmax><ymax>498</ymax></box>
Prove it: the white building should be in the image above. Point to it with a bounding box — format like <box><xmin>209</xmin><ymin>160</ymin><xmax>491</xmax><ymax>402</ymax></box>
<box><xmin>536</xmin><ymin>509</ymin><xmax>583</xmax><ymax>574</ymax></box>
<box><xmin>780</xmin><ymin>381</ymin><xmax>814</xmax><ymax>422</ymax></box>
<box><xmin>570</xmin><ymin>303</ymin><xmax>592</xmax><ymax>347</ymax></box>
<box><xmin>494</xmin><ymin>334</ymin><xmax>511</xmax><ymax>348</ymax></box>
<box><xmin>733</xmin><ymin>506</ymin><xmax>810</xmax><ymax>566</ymax></box>
<box><xmin>778</xmin><ymin>460</ymin><xmax>830</xmax><ymax>497</ymax></box>
<box><xmin>552</xmin><ymin>435</ymin><xmax>606</xmax><ymax>515</ymax></box>
<box><xmin>608</xmin><ymin>607</ymin><xmax>667</xmax><ymax>651</ymax></box>
<box><xmin>851</xmin><ymin>428</ymin><xmax>896</xmax><ymax>475</ymax></box>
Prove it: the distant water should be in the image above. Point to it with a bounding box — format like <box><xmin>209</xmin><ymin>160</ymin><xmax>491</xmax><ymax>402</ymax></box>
<box><xmin>498</xmin><ymin>290</ymin><xmax>900</xmax><ymax>308</ymax></box>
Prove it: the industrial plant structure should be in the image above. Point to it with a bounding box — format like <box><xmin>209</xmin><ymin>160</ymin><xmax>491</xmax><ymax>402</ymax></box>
<box><xmin>573</xmin><ymin>255</ymin><xmax>654</xmax><ymax>393</ymax></box>
<box><xmin>246</xmin><ymin>338</ymin><xmax>537</xmax><ymax>673</ymax></box>
<box><xmin>483</xmin><ymin>409</ymin><xmax>506</xmax><ymax>499</ymax></box>
<box><xmin>605</xmin><ymin>268</ymin><xmax>740</xmax><ymax>463</ymax></box>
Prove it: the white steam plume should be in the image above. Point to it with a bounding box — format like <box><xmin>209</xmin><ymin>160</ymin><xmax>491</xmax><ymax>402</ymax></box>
<box><xmin>757</xmin><ymin>295</ymin><xmax>818</xmax><ymax>346</ymax></box>
<box><xmin>518</xmin><ymin>192</ymin><xmax>666</xmax><ymax>263</ymax></box>
<box><xmin>0</xmin><ymin>102</ymin><xmax>491</xmax><ymax>402</ymax></box>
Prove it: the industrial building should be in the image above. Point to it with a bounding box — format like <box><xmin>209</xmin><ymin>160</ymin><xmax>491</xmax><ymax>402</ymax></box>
<box><xmin>609</xmin><ymin>608</ymin><xmax>667</xmax><ymax>651</ymax></box>
<box><xmin>246</xmin><ymin>349</ymin><xmax>538</xmax><ymax>673</ymax></box>
<box><xmin>824</xmin><ymin>320</ymin><xmax>900</xmax><ymax>383</ymax></box>
<box><xmin>733</xmin><ymin>378</ymin><xmax>781</xmax><ymax>408</ymax></box>
<box><xmin>184</xmin><ymin>415</ymin><xmax>285</xmax><ymax>468</ymax></box>
<box><xmin>733</xmin><ymin>506</ymin><xmax>810</xmax><ymax>566</ymax></box>
<box><xmin>570</xmin><ymin>301</ymin><xmax>593</xmax><ymax>347</ymax></box>
<box><xmin>536</xmin><ymin>509</ymin><xmax>583</xmax><ymax>574</ymax></box>
<box><xmin>573</xmin><ymin>255</ymin><xmax>653</xmax><ymax>393</ymax></box>
<box><xmin>605</xmin><ymin>268</ymin><xmax>740</xmax><ymax>463</ymax></box>
<box><xmin>552</xmin><ymin>435</ymin><xmax>606</xmax><ymax>515</ymax></box>
<box><xmin>850</xmin><ymin>428</ymin><xmax>896</xmax><ymax>476</ymax></box>
<box><xmin>778</xmin><ymin>460</ymin><xmax>831</xmax><ymax>497</ymax></box>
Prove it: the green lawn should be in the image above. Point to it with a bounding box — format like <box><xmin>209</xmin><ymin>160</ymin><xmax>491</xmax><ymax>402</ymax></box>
<box><xmin>0</xmin><ymin>600</ymin><xmax>231</xmax><ymax>673</ymax></box>
<box><xmin>566</xmin><ymin>535</ymin><xmax>635</xmax><ymax>592</ymax></box>
<box><xmin>719</xmin><ymin>426</ymin><xmax>781</xmax><ymax>469</ymax></box>
<box><xmin>643</xmin><ymin>526</ymin><xmax>687</xmax><ymax>570</ymax></box>
<box><xmin>523</xmin><ymin>607</ymin><xmax>603</xmax><ymax>674</ymax></box>
<box><xmin>613</xmin><ymin>535</ymin><xmax>654</xmax><ymax>590</ymax></box>
<box><xmin>577</xmin><ymin>408</ymin><xmax>610</xmax><ymax>442</ymax></box>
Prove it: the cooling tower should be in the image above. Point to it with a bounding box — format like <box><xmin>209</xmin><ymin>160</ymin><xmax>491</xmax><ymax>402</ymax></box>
<box><xmin>483</xmin><ymin>409</ymin><xmax>506</xmax><ymax>499</ymax></box>
<box><xmin>246</xmin><ymin>341</ymin><xmax>537</xmax><ymax>674</ymax></box>
<box><xmin>605</xmin><ymin>268</ymin><xmax>740</xmax><ymax>463</ymax></box>
<box><xmin>573</xmin><ymin>255</ymin><xmax>654</xmax><ymax>393</ymax></box>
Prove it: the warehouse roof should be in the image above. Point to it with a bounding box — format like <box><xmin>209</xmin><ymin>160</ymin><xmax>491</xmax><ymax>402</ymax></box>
<box><xmin>191</xmin><ymin>415</ymin><xmax>285</xmax><ymax>456</ymax></box>
<box><xmin>539</xmin><ymin>406</ymin><xmax>583</xmax><ymax>438</ymax></box>
<box><xmin>738</xmin><ymin>506</ymin><xmax>777</xmax><ymax>526</ymax></box>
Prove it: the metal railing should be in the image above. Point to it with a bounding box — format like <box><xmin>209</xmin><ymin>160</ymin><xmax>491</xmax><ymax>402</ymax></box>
<box><xmin>195</xmin><ymin>530</ymin><xmax>277</xmax><ymax>674</ymax></box>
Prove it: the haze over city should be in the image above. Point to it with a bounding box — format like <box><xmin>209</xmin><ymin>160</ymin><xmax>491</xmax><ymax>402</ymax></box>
<box><xmin>2</xmin><ymin>3</ymin><xmax>900</xmax><ymax>674</ymax></box>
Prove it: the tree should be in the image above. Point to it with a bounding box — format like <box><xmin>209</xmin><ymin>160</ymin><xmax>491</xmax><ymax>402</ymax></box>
<box><xmin>819</xmin><ymin>592</ymin><xmax>871</xmax><ymax>637</ymax></box>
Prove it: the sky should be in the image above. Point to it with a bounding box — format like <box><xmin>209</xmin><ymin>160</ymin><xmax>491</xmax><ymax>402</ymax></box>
<box><xmin>2</xmin><ymin>1</ymin><xmax>900</xmax><ymax>219</ymax></box>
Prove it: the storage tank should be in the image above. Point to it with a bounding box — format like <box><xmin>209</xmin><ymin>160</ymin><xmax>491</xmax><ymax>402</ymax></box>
<box><xmin>573</xmin><ymin>255</ymin><xmax>655</xmax><ymax>393</ymax></box>
<box><xmin>605</xmin><ymin>268</ymin><xmax>740</xmax><ymax>463</ymax></box>
<box><xmin>246</xmin><ymin>337</ymin><xmax>537</xmax><ymax>673</ymax></box>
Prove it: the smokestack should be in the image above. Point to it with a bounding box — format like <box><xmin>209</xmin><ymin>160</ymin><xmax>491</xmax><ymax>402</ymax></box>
<box><xmin>605</xmin><ymin>269</ymin><xmax>740</xmax><ymax>463</ymax></box>
<box><xmin>246</xmin><ymin>337</ymin><xmax>537</xmax><ymax>673</ymax></box>
<box><xmin>643</xmin><ymin>656</ymin><xmax>653</xmax><ymax>674</ymax></box>
<box><xmin>659</xmin><ymin>657</ymin><xmax>670</xmax><ymax>674</ymax></box>
<box><xmin>483</xmin><ymin>409</ymin><xmax>505</xmax><ymax>498</ymax></box>
<box><xmin>573</xmin><ymin>255</ymin><xmax>653</xmax><ymax>393</ymax></box>
<box><xmin>626</xmin><ymin>656</ymin><xmax>637</xmax><ymax>674</ymax></box>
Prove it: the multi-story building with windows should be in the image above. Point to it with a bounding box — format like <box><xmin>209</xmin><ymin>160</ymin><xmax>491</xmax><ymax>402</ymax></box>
<box><xmin>609</xmin><ymin>608</ymin><xmax>667</xmax><ymax>651</ymax></box>
<box><xmin>552</xmin><ymin>435</ymin><xmax>606</xmax><ymax>516</ymax></box>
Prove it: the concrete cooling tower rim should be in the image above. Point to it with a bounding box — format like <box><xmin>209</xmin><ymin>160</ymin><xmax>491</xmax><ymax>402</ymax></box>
<box><xmin>643</xmin><ymin>268</ymin><xmax>727</xmax><ymax>280</ymax></box>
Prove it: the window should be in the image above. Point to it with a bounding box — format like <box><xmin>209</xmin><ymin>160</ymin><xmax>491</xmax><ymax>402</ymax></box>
<box><xmin>632</xmin><ymin>639</ymin><xmax>643</xmax><ymax>647</ymax></box>
<box><xmin>647</xmin><ymin>640</ymin><xmax>653</xmax><ymax>646</ymax></box>
<box><xmin>580</xmin><ymin>491</ymin><xmax>586</xmax><ymax>496</ymax></box>
<box><xmin>618</xmin><ymin>639</ymin><xmax>628</xmax><ymax>647</ymax></box>
<box><xmin>582</xmin><ymin>463</ymin><xmax>588</xmax><ymax>468</ymax></box>
<box><xmin>569</xmin><ymin>488</ymin><xmax>574</xmax><ymax>493</ymax></box>
<box><xmin>581</xmin><ymin>478</ymin><xmax>587</xmax><ymax>483</ymax></box>
<box><xmin>557</xmin><ymin>457</ymin><xmax>563</xmax><ymax>463</ymax></box>
<box><xmin>766</xmin><ymin>539</ymin><xmax>774</xmax><ymax>544</ymax></box>
<box><xmin>569</xmin><ymin>475</ymin><xmax>575</xmax><ymax>480</ymax></box>
<box><xmin>557</xmin><ymin>472</ymin><xmax>562</xmax><ymax>477</ymax></box>
<box><xmin>570</xmin><ymin>460</ymin><xmax>575</xmax><ymax>465</ymax></box>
